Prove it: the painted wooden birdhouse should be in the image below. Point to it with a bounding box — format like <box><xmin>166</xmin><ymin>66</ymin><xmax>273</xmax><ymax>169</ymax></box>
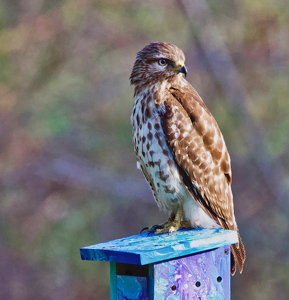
<box><xmin>80</xmin><ymin>228</ymin><xmax>238</xmax><ymax>299</ymax></box>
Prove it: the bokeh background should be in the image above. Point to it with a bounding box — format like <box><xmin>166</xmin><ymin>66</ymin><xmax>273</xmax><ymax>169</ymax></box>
<box><xmin>1</xmin><ymin>0</ymin><xmax>289</xmax><ymax>299</ymax></box>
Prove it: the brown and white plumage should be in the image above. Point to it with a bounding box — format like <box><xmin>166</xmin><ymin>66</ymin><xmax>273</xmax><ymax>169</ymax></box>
<box><xmin>130</xmin><ymin>42</ymin><xmax>245</xmax><ymax>275</ymax></box>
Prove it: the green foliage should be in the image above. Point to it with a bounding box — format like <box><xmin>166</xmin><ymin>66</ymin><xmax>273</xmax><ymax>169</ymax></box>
<box><xmin>0</xmin><ymin>0</ymin><xmax>288</xmax><ymax>299</ymax></box>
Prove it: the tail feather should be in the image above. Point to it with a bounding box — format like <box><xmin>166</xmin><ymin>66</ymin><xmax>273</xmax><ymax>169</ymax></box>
<box><xmin>230</xmin><ymin>229</ymin><xmax>246</xmax><ymax>275</ymax></box>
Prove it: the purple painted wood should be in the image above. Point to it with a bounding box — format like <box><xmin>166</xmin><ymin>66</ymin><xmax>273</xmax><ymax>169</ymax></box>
<box><xmin>116</xmin><ymin>276</ymin><xmax>148</xmax><ymax>300</ymax></box>
<box><xmin>153</xmin><ymin>246</ymin><xmax>230</xmax><ymax>299</ymax></box>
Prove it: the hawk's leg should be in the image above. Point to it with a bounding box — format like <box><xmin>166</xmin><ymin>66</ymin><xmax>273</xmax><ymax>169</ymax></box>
<box><xmin>141</xmin><ymin>213</ymin><xmax>175</xmax><ymax>234</ymax></box>
<box><xmin>180</xmin><ymin>220</ymin><xmax>191</xmax><ymax>228</ymax></box>
<box><xmin>142</xmin><ymin>207</ymin><xmax>191</xmax><ymax>235</ymax></box>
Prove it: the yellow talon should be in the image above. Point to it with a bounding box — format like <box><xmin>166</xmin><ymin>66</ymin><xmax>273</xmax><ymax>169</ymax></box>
<box><xmin>143</xmin><ymin>207</ymin><xmax>191</xmax><ymax>235</ymax></box>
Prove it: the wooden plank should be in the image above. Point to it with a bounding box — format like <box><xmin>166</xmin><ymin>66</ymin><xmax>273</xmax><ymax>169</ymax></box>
<box><xmin>110</xmin><ymin>262</ymin><xmax>117</xmax><ymax>300</ymax></box>
<box><xmin>148</xmin><ymin>264</ymin><xmax>154</xmax><ymax>300</ymax></box>
<box><xmin>153</xmin><ymin>246</ymin><xmax>231</xmax><ymax>299</ymax></box>
<box><xmin>80</xmin><ymin>228</ymin><xmax>238</xmax><ymax>265</ymax></box>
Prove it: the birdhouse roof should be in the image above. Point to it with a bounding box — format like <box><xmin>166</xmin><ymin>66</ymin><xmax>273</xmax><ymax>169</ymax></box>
<box><xmin>80</xmin><ymin>228</ymin><xmax>238</xmax><ymax>265</ymax></box>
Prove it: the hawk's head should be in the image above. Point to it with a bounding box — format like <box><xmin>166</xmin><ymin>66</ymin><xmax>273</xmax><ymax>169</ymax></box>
<box><xmin>130</xmin><ymin>42</ymin><xmax>187</xmax><ymax>86</ymax></box>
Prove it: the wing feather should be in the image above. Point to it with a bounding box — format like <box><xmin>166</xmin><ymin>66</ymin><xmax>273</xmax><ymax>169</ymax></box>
<box><xmin>160</xmin><ymin>85</ymin><xmax>245</xmax><ymax>274</ymax></box>
<box><xmin>161</xmin><ymin>90</ymin><xmax>234</xmax><ymax>226</ymax></box>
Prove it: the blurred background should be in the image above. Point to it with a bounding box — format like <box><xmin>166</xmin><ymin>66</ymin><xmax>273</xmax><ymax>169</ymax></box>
<box><xmin>0</xmin><ymin>0</ymin><xmax>288</xmax><ymax>299</ymax></box>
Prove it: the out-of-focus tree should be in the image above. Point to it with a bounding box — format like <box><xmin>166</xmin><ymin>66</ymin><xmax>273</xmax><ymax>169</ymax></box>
<box><xmin>0</xmin><ymin>0</ymin><xmax>288</xmax><ymax>299</ymax></box>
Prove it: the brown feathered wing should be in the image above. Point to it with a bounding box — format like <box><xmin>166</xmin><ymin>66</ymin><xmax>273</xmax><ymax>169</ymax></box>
<box><xmin>160</xmin><ymin>85</ymin><xmax>245</xmax><ymax>275</ymax></box>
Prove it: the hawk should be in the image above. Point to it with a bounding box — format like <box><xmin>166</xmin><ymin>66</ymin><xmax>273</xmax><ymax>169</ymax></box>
<box><xmin>130</xmin><ymin>42</ymin><xmax>245</xmax><ymax>275</ymax></box>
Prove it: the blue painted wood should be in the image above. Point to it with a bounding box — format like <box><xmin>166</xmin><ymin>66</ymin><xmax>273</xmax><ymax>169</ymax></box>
<box><xmin>153</xmin><ymin>245</ymin><xmax>230</xmax><ymax>299</ymax></box>
<box><xmin>148</xmin><ymin>264</ymin><xmax>154</xmax><ymax>300</ymax></box>
<box><xmin>80</xmin><ymin>228</ymin><xmax>238</xmax><ymax>265</ymax></box>
<box><xmin>116</xmin><ymin>276</ymin><xmax>147</xmax><ymax>300</ymax></box>
<box><xmin>110</xmin><ymin>262</ymin><xmax>117</xmax><ymax>300</ymax></box>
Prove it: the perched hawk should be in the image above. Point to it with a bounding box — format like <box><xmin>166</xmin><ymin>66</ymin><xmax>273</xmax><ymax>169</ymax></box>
<box><xmin>130</xmin><ymin>42</ymin><xmax>245</xmax><ymax>275</ymax></box>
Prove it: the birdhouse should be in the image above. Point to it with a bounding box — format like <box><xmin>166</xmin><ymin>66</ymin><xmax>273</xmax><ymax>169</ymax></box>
<box><xmin>80</xmin><ymin>228</ymin><xmax>238</xmax><ymax>299</ymax></box>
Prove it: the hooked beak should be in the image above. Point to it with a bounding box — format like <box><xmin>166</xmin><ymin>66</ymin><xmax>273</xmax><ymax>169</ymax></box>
<box><xmin>176</xmin><ymin>60</ymin><xmax>187</xmax><ymax>77</ymax></box>
<box><xmin>178</xmin><ymin>65</ymin><xmax>187</xmax><ymax>77</ymax></box>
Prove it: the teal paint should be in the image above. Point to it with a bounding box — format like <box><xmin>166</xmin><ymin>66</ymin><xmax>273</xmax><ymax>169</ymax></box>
<box><xmin>80</xmin><ymin>228</ymin><xmax>238</xmax><ymax>266</ymax></box>
<box><xmin>110</xmin><ymin>262</ymin><xmax>117</xmax><ymax>300</ymax></box>
<box><xmin>148</xmin><ymin>264</ymin><xmax>155</xmax><ymax>300</ymax></box>
<box><xmin>116</xmin><ymin>276</ymin><xmax>147</xmax><ymax>300</ymax></box>
<box><xmin>80</xmin><ymin>229</ymin><xmax>237</xmax><ymax>299</ymax></box>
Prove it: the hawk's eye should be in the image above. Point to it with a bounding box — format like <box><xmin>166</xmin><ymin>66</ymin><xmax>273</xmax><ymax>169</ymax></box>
<box><xmin>158</xmin><ymin>59</ymin><xmax>167</xmax><ymax>66</ymax></box>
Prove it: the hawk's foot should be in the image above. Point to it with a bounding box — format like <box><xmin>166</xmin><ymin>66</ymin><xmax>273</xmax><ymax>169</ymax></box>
<box><xmin>180</xmin><ymin>220</ymin><xmax>191</xmax><ymax>229</ymax></box>
<box><xmin>141</xmin><ymin>221</ymin><xmax>171</xmax><ymax>235</ymax></box>
<box><xmin>152</xmin><ymin>219</ymin><xmax>191</xmax><ymax>234</ymax></box>
<box><xmin>141</xmin><ymin>208</ymin><xmax>191</xmax><ymax>235</ymax></box>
